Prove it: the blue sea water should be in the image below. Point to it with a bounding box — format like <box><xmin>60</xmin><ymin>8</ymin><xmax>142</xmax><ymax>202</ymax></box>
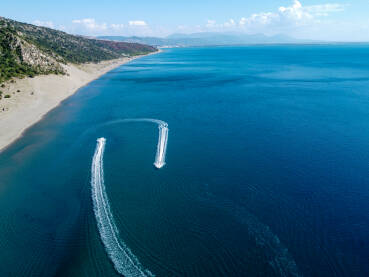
<box><xmin>0</xmin><ymin>45</ymin><xmax>369</xmax><ymax>276</ymax></box>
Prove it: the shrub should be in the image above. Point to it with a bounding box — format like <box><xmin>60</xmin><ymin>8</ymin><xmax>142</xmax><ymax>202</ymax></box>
<box><xmin>4</xmin><ymin>94</ymin><xmax>11</xmax><ymax>98</ymax></box>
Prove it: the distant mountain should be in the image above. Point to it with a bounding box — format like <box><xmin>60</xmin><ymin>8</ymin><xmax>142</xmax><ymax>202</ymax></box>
<box><xmin>98</xmin><ymin>36</ymin><xmax>170</xmax><ymax>47</ymax></box>
<box><xmin>98</xmin><ymin>32</ymin><xmax>308</xmax><ymax>47</ymax></box>
<box><xmin>0</xmin><ymin>17</ymin><xmax>157</xmax><ymax>84</ymax></box>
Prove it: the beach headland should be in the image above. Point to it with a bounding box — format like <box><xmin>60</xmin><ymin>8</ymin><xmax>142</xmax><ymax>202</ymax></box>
<box><xmin>0</xmin><ymin>51</ymin><xmax>159</xmax><ymax>152</ymax></box>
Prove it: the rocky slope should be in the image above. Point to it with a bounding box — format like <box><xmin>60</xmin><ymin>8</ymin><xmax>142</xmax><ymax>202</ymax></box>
<box><xmin>0</xmin><ymin>16</ymin><xmax>157</xmax><ymax>84</ymax></box>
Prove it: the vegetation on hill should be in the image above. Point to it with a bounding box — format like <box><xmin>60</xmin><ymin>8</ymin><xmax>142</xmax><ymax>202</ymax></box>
<box><xmin>0</xmin><ymin>25</ymin><xmax>57</xmax><ymax>83</ymax></box>
<box><xmin>0</xmin><ymin>16</ymin><xmax>157</xmax><ymax>84</ymax></box>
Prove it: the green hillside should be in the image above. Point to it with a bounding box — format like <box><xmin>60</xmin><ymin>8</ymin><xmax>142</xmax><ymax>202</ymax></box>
<box><xmin>0</xmin><ymin>16</ymin><xmax>157</xmax><ymax>84</ymax></box>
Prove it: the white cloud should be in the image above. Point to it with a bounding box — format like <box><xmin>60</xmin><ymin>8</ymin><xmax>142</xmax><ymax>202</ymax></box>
<box><xmin>305</xmin><ymin>3</ymin><xmax>345</xmax><ymax>16</ymax></box>
<box><xmin>239</xmin><ymin>12</ymin><xmax>278</xmax><ymax>26</ymax></box>
<box><xmin>278</xmin><ymin>0</ymin><xmax>313</xmax><ymax>22</ymax></box>
<box><xmin>204</xmin><ymin>1</ymin><xmax>342</xmax><ymax>33</ymax></box>
<box><xmin>206</xmin><ymin>20</ymin><xmax>216</xmax><ymax>28</ymax></box>
<box><xmin>72</xmin><ymin>19</ymin><xmax>128</xmax><ymax>33</ymax></box>
<box><xmin>111</xmin><ymin>23</ymin><xmax>125</xmax><ymax>30</ymax></box>
<box><xmin>237</xmin><ymin>0</ymin><xmax>345</xmax><ymax>33</ymax></box>
<box><xmin>69</xmin><ymin>18</ymin><xmax>157</xmax><ymax>36</ymax></box>
<box><xmin>33</xmin><ymin>20</ymin><xmax>54</xmax><ymax>28</ymax></box>
<box><xmin>205</xmin><ymin>18</ymin><xmax>237</xmax><ymax>29</ymax></box>
<box><xmin>189</xmin><ymin>1</ymin><xmax>351</xmax><ymax>40</ymax></box>
<box><xmin>72</xmin><ymin>18</ymin><xmax>108</xmax><ymax>31</ymax></box>
<box><xmin>128</xmin><ymin>20</ymin><xmax>147</xmax><ymax>26</ymax></box>
<box><xmin>224</xmin><ymin>19</ymin><xmax>236</xmax><ymax>27</ymax></box>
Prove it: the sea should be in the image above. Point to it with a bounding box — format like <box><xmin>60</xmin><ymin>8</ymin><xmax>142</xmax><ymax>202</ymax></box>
<box><xmin>0</xmin><ymin>45</ymin><xmax>369</xmax><ymax>276</ymax></box>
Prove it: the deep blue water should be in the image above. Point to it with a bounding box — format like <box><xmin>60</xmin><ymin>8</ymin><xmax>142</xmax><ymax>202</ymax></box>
<box><xmin>0</xmin><ymin>45</ymin><xmax>369</xmax><ymax>276</ymax></box>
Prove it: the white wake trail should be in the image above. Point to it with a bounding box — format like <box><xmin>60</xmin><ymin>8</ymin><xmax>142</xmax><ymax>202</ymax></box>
<box><xmin>91</xmin><ymin>138</ymin><xmax>154</xmax><ymax>277</ymax></box>
<box><xmin>154</xmin><ymin>123</ymin><xmax>168</xmax><ymax>169</ymax></box>
<box><xmin>98</xmin><ymin>118</ymin><xmax>169</xmax><ymax>169</ymax></box>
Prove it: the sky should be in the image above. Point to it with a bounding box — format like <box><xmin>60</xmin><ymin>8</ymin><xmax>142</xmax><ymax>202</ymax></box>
<box><xmin>2</xmin><ymin>0</ymin><xmax>369</xmax><ymax>41</ymax></box>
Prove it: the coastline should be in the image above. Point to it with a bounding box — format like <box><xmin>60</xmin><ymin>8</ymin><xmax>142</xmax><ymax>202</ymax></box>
<box><xmin>0</xmin><ymin>51</ymin><xmax>159</xmax><ymax>152</ymax></box>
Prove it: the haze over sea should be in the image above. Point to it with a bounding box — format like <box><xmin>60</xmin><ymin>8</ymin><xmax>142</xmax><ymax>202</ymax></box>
<box><xmin>0</xmin><ymin>45</ymin><xmax>369</xmax><ymax>276</ymax></box>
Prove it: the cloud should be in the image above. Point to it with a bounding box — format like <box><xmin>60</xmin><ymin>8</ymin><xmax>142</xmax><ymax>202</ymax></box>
<box><xmin>72</xmin><ymin>18</ymin><xmax>107</xmax><ymax>31</ymax></box>
<box><xmin>206</xmin><ymin>20</ymin><xmax>216</xmax><ymax>28</ymax></box>
<box><xmin>224</xmin><ymin>19</ymin><xmax>236</xmax><ymax>27</ymax></box>
<box><xmin>190</xmin><ymin>1</ymin><xmax>351</xmax><ymax>40</ymax></box>
<box><xmin>111</xmin><ymin>23</ymin><xmax>125</xmax><ymax>30</ymax></box>
<box><xmin>239</xmin><ymin>13</ymin><xmax>277</xmax><ymax>26</ymax></box>
<box><xmin>33</xmin><ymin>20</ymin><xmax>54</xmax><ymax>29</ymax></box>
<box><xmin>205</xmin><ymin>19</ymin><xmax>237</xmax><ymax>29</ymax></box>
<box><xmin>239</xmin><ymin>0</ymin><xmax>344</xmax><ymax>28</ymax></box>
<box><xmin>128</xmin><ymin>20</ymin><xmax>147</xmax><ymax>26</ymax></box>
<box><xmin>203</xmin><ymin>1</ymin><xmax>343</xmax><ymax>32</ymax></box>
<box><xmin>32</xmin><ymin>20</ymin><xmax>67</xmax><ymax>32</ymax></box>
<box><xmin>69</xmin><ymin>18</ymin><xmax>155</xmax><ymax>36</ymax></box>
<box><xmin>277</xmin><ymin>0</ymin><xmax>313</xmax><ymax>22</ymax></box>
<box><xmin>305</xmin><ymin>3</ymin><xmax>345</xmax><ymax>16</ymax></box>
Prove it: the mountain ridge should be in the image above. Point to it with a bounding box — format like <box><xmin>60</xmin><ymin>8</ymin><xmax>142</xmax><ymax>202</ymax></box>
<box><xmin>0</xmin><ymin>16</ymin><xmax>157</xmax><ymax>84</ymax></box>
<box><xmin>98</xmin><ymin>32</ymin><xmax>312</xmax><ymax>47</ymax></box>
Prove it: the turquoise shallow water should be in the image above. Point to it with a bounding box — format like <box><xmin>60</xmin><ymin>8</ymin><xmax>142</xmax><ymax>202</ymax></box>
<box><xmin>1</xmin><ymin>45</ymin><xmax>369</xmax><ymax>276</ymax></box>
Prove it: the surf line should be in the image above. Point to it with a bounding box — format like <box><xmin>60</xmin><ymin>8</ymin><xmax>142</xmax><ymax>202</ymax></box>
<box><xmin>91</xmin><ymin>138</ymin><xmax>154</xmax><ymax>277</ymax></box>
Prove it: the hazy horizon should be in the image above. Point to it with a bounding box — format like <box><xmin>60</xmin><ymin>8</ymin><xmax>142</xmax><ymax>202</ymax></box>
<box><xmin>2</xmin><ymin>0</ymin><xmax>369</xmax><ymax>42</ymax></box>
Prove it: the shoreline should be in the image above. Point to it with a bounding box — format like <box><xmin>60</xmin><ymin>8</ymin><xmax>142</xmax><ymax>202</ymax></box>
<box><xmin>0</xmin><ymin>51</ymin><xmax>160</xmax><ymax>152</ymax></box>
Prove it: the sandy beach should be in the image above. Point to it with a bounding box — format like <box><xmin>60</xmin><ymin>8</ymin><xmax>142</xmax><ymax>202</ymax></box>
<box><xmin>0</xmin><ymin>53</ymin><xmax>157</xmax><ymax>152</ymax></box>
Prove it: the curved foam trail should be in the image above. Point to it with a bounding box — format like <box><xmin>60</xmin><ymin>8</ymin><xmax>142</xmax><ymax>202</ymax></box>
<box><xmin>97</xmin><ymin>118</ymin><xmax>169</xmax><ymax>169</ymax></box>
<box><xmin>91</xmin><ymin>138</ymin><xmax>154</xmax><ymax>277</ymax></box>
<box><xmin>154</xmin><ymin>124</ymin><xmax>168</xmax><ymax>169</ymax></box>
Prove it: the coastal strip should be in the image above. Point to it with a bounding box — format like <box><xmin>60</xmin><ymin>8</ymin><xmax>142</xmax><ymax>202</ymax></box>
<box><xmin>91</xmin><ymin>138</ymin><xmax>154</xmax><ymax>277</ymax></box>
<box><xmin>0</xmin><ymin>51</ymin><xmax>159</xmax><ymax>152</ymax></box>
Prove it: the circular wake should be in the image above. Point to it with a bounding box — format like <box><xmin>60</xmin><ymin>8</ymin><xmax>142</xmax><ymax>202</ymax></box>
<box><xmin>89</xmin><ymin>118</ymin><xmax>169</xmax><ymax>276</ymax></box>
<box><xmin>91</xmin><ymin>118</ymin><xmax>169</xmax><ymax>168</ymax></box>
